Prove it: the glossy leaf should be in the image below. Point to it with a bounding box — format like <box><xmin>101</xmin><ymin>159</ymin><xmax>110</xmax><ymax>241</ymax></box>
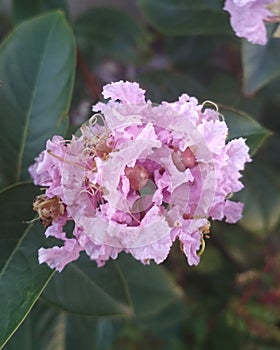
<box><xmin>3</xmin><ymin>301</ymin><xmax>66</xmax><ymax>350</ymax></box>
<box><xmin>242</xmin><ymin>30</ymin><xmax>280</xmax><ymax>95</ymax></box>
<box><xmin>116</xmin><ymin>254</ymin><xmax>183</xmax><ymax>317</ymax></box>
<box><xmin>4</xmin><ymin>300</ymin><xmax>121</xmax><ymax>350</ymax></box>
<box><xmin>75</xmin><ymin>7</ymin><xmax>149</xmax><ymax>64</ymax></box>
<box><xmin>0</xmin><ymin>183</ymin><xmax>55</xmax><ymax>349</ymax></box>
<box><xmin>42</xmin><ymin>254</ymin><xmax>134</xmax><ymax>317</ymax></box>
<box><xmin>220</xmin><ymin>106</ymin><xmax>271</xmax><ymax>155</ymax></box>
<box><xmin>2</xmin><ymin>317</ymin><xmax>32</xmax><ymax>350</ymax></box>
<box><xmin>0</xmin><ymin>11</ymin><xmax>76</xmax><ymax>188</ymax></box>
<box><xmin>236</xmin><ymin>162</ymin><xmax>280</xmax><ymax>236</ymax></box>
<box><xmin>42</xmin><ymin>253</ymin><xmax>182</xmax><ymax>318</ymax></box>
<box><xmin>5</xmin><ymin>298</ymin><xmax>188</xmax><ymax>350</ymax></box>
<box><xmin>137</xmin><ymin>0</ymin><xmax>230</xmax><ymax>35</ymax></box>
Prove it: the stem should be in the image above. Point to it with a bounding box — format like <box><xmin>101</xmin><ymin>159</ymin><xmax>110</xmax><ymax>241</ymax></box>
<box><xmin>77</xmin><ymin>49</ymin><xmax>102</xmax><ymax>102</ymax></box>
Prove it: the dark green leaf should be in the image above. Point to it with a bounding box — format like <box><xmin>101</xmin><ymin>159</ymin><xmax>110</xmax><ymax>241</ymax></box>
<box><xmin>213</xmin><ymin>222</ymin><xmax>260</xmax><ymax>267</ymax></box>
<box><xmin>242</xmin><ymin>27</ymin><xmax>280</xmax><ymax>94</ymax></box>
<box><xmin>4</xmin><ymin>299</ymin><xmax>121</xmax><ymax>350</ymax></box>
<box><xmin>75</xmin><ymin>7</ymin><xmax>150</xmax><ymax>64</ymax></box>
<box><xmin>43</xmin><ymin>253</ymin><xmax>182</xmax><ymax>318</ymax></box>
<box><xmin>236</xmin><ymin>161</ymin><xmax>280</xmax><ymax>236</ymax></box>
<box><xmin>116</xmin><ymin>254</ymin><xmax>183</xmax><ymax>317</ymax></box>
<box><xmin>195</xmin><ymin>246</ymin><xmax>223</xmax><ymax>274</ymax></box>
<box><xmin>220</xmin><ymin>106</ymin><xmax>271</xmax><ymax>155</ymax></box>
<box><xmin>137</xmin><ymin>0</ymin><xmax>230</xmax><ymax>35</ymax></box>
<box><xmin>2</xmin><ymin>317</ymin><xmax>32</xmax><ymax>350</ymax></box>
<box><xmin>42</xmin><ymin>0</ymin><xmax>68</xmax><ymax>15</ymax></box>
<box><xmin>135</xmin><ymin>299</ymin><xmax>189</xmax><ymax>329</ymax></box>
<box><xmin>0</xmin><ymin>182</ymin><xmax>38</xmax><ymax>269</ymax></box>
<box><xmin>12</xmin><ymin>0</ymin><xmax>69</xmax><ymax>23</ymax></box>
<box><xmin>137</xmin><ymin>69</ymin><xmax>204</xmax><ymax>103</ymax></box>
<box><xmin>0</xmin><ymin>183</ymin><xmax>55</xmax><ymax>349</ymax></box>
<box><xmin>4</xmin><ymin>301</ymin><xmax>67</xmax><ymax>350</ymax></box>
<box><xmin>42</xmin><ymin>254</ymin><xmax>134</xmax><ymax>317</ymax></box>
<box><xmin>12</xmin><ymin>0</ymin><xmax>41</xmax><ymax>22</ymax></box>
<box><xmin>0</xmin><ymin>11</ymin><xmax>76</xmax><ymax>188</ymax></box>
<box><xmin>66</xmin><ymin>317</ymin><xmax>121</xmax><ymax>350</ymax></box>
<box><xmin>210</xmin><ymin>312</ymin><xmax>245</xmax><ymax>350</ymax></box>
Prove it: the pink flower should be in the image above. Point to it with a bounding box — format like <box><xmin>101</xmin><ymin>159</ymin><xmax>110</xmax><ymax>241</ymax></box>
<box><xmin>224</xmin><ymin>0</ymin><xmax>274</xmax><ymax>45</ymax></box>
<box><xmin>29</xmin><ymin>81</ymin><xmax>251</xmax><ymax>272</ymax></box>
<box><xmin>38</xmin><ymin>239</ymin><xmax>82</xmax><ymax>273</ymax></box>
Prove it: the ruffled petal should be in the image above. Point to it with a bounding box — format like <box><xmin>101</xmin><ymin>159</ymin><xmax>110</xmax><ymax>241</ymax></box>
<box><xmin>224</xmin><ymin>0</ymin><xmax>273</xmax><ymax>45</ymax></box>
<box><xmin>38</xmin><ymin>239</ymin><xmax>82</xmax><ymax>272</ymax></box>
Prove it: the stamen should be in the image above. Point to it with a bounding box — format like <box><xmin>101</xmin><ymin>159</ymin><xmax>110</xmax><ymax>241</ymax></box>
<box><xmin>197</xmin><ymin>237</ymin><xmax>206</xmax><ymax>256</ymax></box>
<box><xmin>201</xmin><ymin>100</ymin><xmax>225</xmax><ymax>121</ymax></box>
<box><xmin>201</xmin><ymin>100</ymin><xmax>219</xmax><ymax>113</ymax></box>
<box><xmin>89</xmin><ymin>113</ymin><xmax>109</xmax><ymax>138</ymax></box>
<box><xmin>218</xmin><ymin>113</ymin><xmax>225</xmax><ymax>122</ymax></box>
<box><xmin>23</xmin><ymin>216</ymin><xmax>40</xmax><ymax>224</ymax></box>
<box><xmin>47</xmin><ymin>150</ymin><xmax>89</xmax><ymax>171</ymax></box>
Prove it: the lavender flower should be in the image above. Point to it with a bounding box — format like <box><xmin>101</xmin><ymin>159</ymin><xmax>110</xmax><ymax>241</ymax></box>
<box><xmin>29</xmin><ymin>81</ymin><xmax>251</xmax><ymax>272</ymax></box>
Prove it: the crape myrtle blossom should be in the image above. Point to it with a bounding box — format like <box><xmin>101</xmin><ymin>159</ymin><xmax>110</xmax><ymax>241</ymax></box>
<box><xmin>29</xmin><ymin>81</ymin><xmax>251</xmax><ymax>272</ymax></box>
<box><xmin>224</xmin><ymin>0</ymin><xmax>274</xmax><ymax>45</ymax></box>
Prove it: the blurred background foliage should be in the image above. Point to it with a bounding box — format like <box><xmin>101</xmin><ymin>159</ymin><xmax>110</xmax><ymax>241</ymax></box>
<box><xmin>0</xmin><ymin>0</ymin><xmax>280</xmax><ymax>349</ymax></box>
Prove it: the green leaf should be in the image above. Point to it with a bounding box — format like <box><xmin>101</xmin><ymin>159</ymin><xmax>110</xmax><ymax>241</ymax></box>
<box><xmin>137</xmin><ymin>69</ymin><xmax>204</xmax><ymax>103</ymax></box>
<box><xmin>0</xmin><ymin>11</ymin><xmax>76</xmax><ymax>188</ymax></box>
<box><xmin>75</xmin><ymin>7</ymin><xmax>150</xmax><ymax>64</ymax></box>
<box><xmin>2</xmin><ymin>316</ymin><xmax>32</xmax><ymax>350</ymax></box>
<box><xmin>135</xmin><ymin>299</ymin><xmax>189</xmax><ymax>329</ymax></box>
<box><xmin>116</xmin><ymin>254</ymin><xmax>182</xmax><ymax>317</ymax></box>
<box><xmin>3</xmin><ymin>301</ymin><xmax>66</xmax><ymax>350</ymax></box>
<box><xmin>195</xmin><ymin>246</ymin><xmax>223</xmax><ymax>274</ymax></box>
<box><xmin>0</xmin><ymin>182</ymin><xmax>38</xmax><ymax>269</ymax></box>
<box><xmin>210</xmin><ymin>312</ymin><xmax>244</xmax><ymax>350</ymax></box>
<box><xmin>65</xmin><ymin>317</ymin><xmax>121</xmax><ymax>350</ymax></box>
<box><xmin>0</xmin><ymin>183</ymin><xmax>55</xmax><ymax>349</ymax></box>
<box><xmin>12</xmin><ymin>0</ymin><xmax>69</xmax><ymax>23</ymax></box>
<box><xmin>220</xmin><ymin>106</ymin><xmax>272</xmax><ymax>155</ymax></box>
<box><xmin>42</xmin><ymin>253</ymin><xmax>182</xmax><ymax>318</ymax></box>
<box><xmin>42</xmin><ymin>254</ymin><xmax>134</xmax><ymax>317</ymax></box>
<box><xmin>213</xmin><ymin>222</ymin><xmax>260</xmax><ymax>267</ymax></box>
<box><xmin>242</xmin><ymin>29</ymin><xmax>280</xmax><ymax>95</ymax></box>
<box><xmin>4</xmin><ymin>300</ymin><xmax>121</xmax><ymax>350</ymax></box>
<box><xmin>137</xmin><ymin>0</ymin><xmax>230</xmax><ymax>35</ymax></box>
<box><xmin>236</xmin><ymin>161</ymin><xmax>280</xmax><ymax>236</ymax></box>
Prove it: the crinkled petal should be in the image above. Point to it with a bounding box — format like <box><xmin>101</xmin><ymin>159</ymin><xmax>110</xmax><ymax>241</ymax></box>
<box><xmin>102</xmin><ymin>80</ymin><xmax>146</xmax><ymax>104</ymax></box>
<box><xmin>75</xmin><ymin>226</ymin><xmax>121</xmax><ymax>266</ymax></box>
<box><xmin>29</xmin><ymin>80</ymin><xmax>252</xmax><ymax>271</ymax></box>
<box><xmin>224</xmin><ymin>0</ymin><xmax>273</xmax><ymax>45</ymax></box>
<box><xmin>129</xmin><ymin>234</ymin><xmax>172</xmax><ymax>264</ymax></box>
<box><xmin>171</xmin><ymin>218</ymin><xmax>208</xmax><ymax>266</ymax></box>
<box><xmin>224</xmin><ymin>200</ymin><xmax>244</xmax><ymax>223</ymax></box>
<box><xmin>44</xmin><ymin>217</ymin><xmax>68</xmax><ymax>240</ymax></box>
<box><xmin>38</xmin><ymin>239</ymin><xmax>82</xmax><ymax>272</ymax></box>
<box><xmin>197</xmin><ymin>120</ymin><xmax>228</xmax><ymax>154</ymax></box>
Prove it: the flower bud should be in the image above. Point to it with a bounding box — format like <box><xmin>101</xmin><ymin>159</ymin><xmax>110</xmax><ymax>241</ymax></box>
<box><xmin>33</xmin><ymin>195</ymin><xmax>65</xmax><ymax>227</ymax></box>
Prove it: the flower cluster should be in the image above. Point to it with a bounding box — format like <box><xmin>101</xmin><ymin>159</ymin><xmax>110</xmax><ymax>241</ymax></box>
<box><xmin>224</xmin><ymin>0</ymin><xmax>274</xmax><ymax>45</ymax></box>
<box><xmin>29</xmin><ymin>81</ymin><xmax>251</xmax><ymax>272</ymax></box>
